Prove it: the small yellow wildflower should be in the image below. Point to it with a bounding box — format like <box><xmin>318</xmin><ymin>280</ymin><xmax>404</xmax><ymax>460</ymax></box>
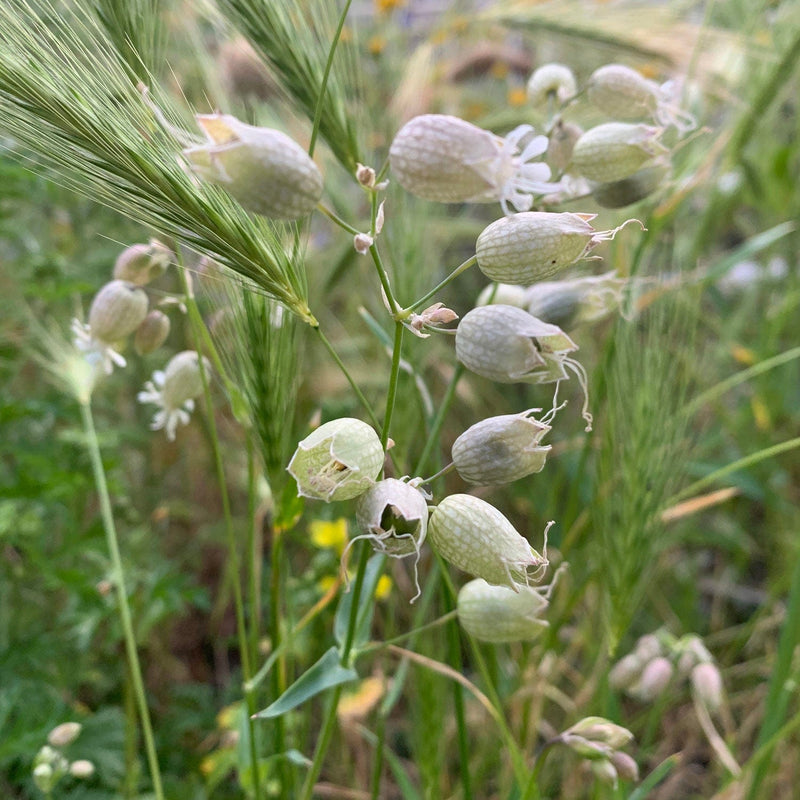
<box><xmin>375</xmin><ymin>0</ymin><xmax>405</xmax><ymax>12</ymax></box>
<box><xmin>751</xmin><ymin>396</ymin><xmax>771</xmax><ymax>431</ymax></box>
<box><xmin>310</xmin><ymin>518</ymin><xmax>348</xmax><ymax>554</ymax></box>
<box><xmin>731</xmin><ymin>344</ymin><xmax>755</xmax><ymax>366</ymax></box>
<box><xmin>375</xmin><ymin>574</ymin><xmax>393</xmax><ymax>600</ymax></box>
<box><xmin>507</xmin><ymin>87</ymin><xmax>528</xmax><ymax>107</ymax></box>
<box><xmin>338</xmin><ymin>676</ymin><xmax>386</xmax><ymax>721</ymax></box>
<box><xmin>367</xmin><ymin>35</ymin><xmax>387</xmax><ymax>56</ymax></box>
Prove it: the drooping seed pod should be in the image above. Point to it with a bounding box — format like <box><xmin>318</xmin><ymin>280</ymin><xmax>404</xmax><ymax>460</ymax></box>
<box><xmin>134</xmin><ymin>310</ymin><xmax>171</xmax><ymax>355</ymax></box>
<box><xmin>476</xmin><ymin>211</ymin><xmax>599</xmax><ymax>284</ymax></box>
<box><xmin>184</xmin><ymin>114</ymin><xmax>323</xmax><ymax>220</ymax></box>
<box><xmin>452</xmin><ymin>409</ymin><xmax>551</xmax><ymax>485</ymax></box>
<box><xmin>591</xmin><ymin>162</ymin><xmax>669</xmax><ymax>208</ymax></box>
<box><xmin>587</xmin><ymin>64</ymin><xmax>660</xmax><ymax>120</ymax></box>
<box><xmin>572</xmin><ymin>123</ymin><xmax>667</xmax><ymax>183</ymax></box>
<box><xmin>427</xmin><ymin>494</ymin><xmax>546</xmax><ymax>589</ymax></box>
<box><xmin>527</xmin><ymin>63</ymin><xmax>577</xmax><ymax>107</ymax></box>
<box><xmin>389</xmin><ymin>114</ymin><xmax>557</xmax><ymax>214</ymax></box>
<box><xmin>455</xmin><ymin>305</ymin><xmax>577</xmax><ymax>384</ymax></box>
<box><xmin>457</xmin><ymin>578</ymin><xmax>549</xmax><ymax>642</ymax></box>
<box><xmin>113</xmin><ymin>240</ymin><xmax>172</xmax><ymax>285</ymax></box>
<box><xmin>355</xmin><ymin>478</ymin><xmax>429</xmax><ymax>557</ymax></box>
<box><xmin>287</xmin><ymin>418</ymin><xmax>384</xmax><ymax>502</ymax></box>
<box><xmin>88</xmin><ymin>280</ymin><xmax>149</xmax><ymax>343</ymax></box>
<box><xmin>526</xmin><ymin>271</ymin><xmax>626</xmax><ymax>329</ymax></box>
<box><xmin>476</xmin><ymin>282</ymin><xmax>528</xmax><ymax>308</ymax></box>
<box><xmin>547</xmin><ymin>119</ymin><xmax>583</xmax><ymax>172</ymax></box>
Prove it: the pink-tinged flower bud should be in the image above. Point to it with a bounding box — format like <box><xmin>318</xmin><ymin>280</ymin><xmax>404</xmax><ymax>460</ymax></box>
<box><xmin>452</xmin><ymin>409</ymin><xmax>551</xmax><ymax>485</ymax></box>
<box><xmin>691</xmin><ymin>662</ymin><xmax>724</xmax><ymax>713</ymax></box>
<box><xmin>113</xmin><ymin>240</ymin><xmax>172</xmax><ymax>285</ymax></box>
<box><xmin>457</xmin><ymin>578</ymin><xmax>549</xmax><ymax>642</ymax></box>
<box><xmin>88</xmin><ymin>280</ymin><xmax>149</xmax><ymax>343</ymax></box>
<box><xmin>427</xmin><ymin>494</ymin><xmax>547</xmax><ymax>590</ymax></box>
<box><xmin>184</xmin><ymin>114</ymin><xmax>323</xmax><ymax>220</ymax></box>
<box><xmin>69</xmin><ymin>760</ymin><xmax>95</xmax><ymax>779</ymax></box>
<box><xmin>526</xmin><ymin>271</ymin><xmax>625</xmax><ymax>329</ymax></box>
<box><xmin>610</xmin><ymin>750</ymin><xmax>639</xmax><ymax>782</ymax></box>
<box><xmin>476</xmin><ymin>211</ymin><xmax>609</xmax><ymax>284</ymax></box>
<box><xmin>476</xmin><ymin>283</ymin><xmax>528</xmax><ymax>308</ymax></box>
<box><xmin>355</xmin><ymin>478</ymin><xmax>429</xmax><ymax>557</ymax></box>
<box><xmin>288</xmin><ymin>418</ymin><xmax>384</xmax><ymax>502</ymax></box>
<box><xmin>389</xmin><ymin>114</ymin><xmax>557</xmax><ymax>214</ymax></box>
<box><xmin>565</xmin><ymin>717</ymin><xmax>634</xmax><ymax>750</ymax></box>
<box><xmin>635</xmin><ymin>656</ymin><xmax>674</xmax><ymax>700</ymax></box>
<box><xmin>134</xmin><ymin>310</ymin><xmax>171</xmax><ymax>355</ymax></box>
<box><xmin>547</xmin><ymin>120</ymin><xmax>583</xmax><ymax>172</ymax></box>
<box><xmin>609</xmin><ymin>653</ymin><xmax>644</xmax><ymax>690</ymax></box>
<box><xmin>47</xmin><ymin>722</ymin><xmax>82</xmax><ymax>748</ymax></box>
<box><xmin>572</xmin><ymin>123</ymin><xmax>667</xmax><ymax>183</ymax></box>
<box><xmin>591</xmin><ymin>162</ymin><xmax>668</xmax><ymax>208</ymax></box>
<box><xmin>634</xmin><ymin>633</ymin><xmax>664</xmax><ymax>662</ymax></box>
<box><xmin>591</xmin><ymin>759</ymin><xmax>619</xmax><ymax>787</ymax></box>
<box><xmin>527</xmin><ymin>63</ymin><xmax>577</xmax><ymax>107</ymax></box>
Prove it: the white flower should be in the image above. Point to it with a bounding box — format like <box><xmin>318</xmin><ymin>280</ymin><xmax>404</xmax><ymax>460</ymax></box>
<box><xmin>71</xmin><ymin>318</ymin><xmax>127</xmax><ymax>375</ymax></box>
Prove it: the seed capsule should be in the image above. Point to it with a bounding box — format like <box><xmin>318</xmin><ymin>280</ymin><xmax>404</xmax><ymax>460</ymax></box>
<box><xmin>113</xmin><ymin>240</ymin><xmax>172</xmax><ymax>285</ymax></box>
<box><xmin>457</xmin><ymin>578</ymin><xmax>549</xmax><ymax>642</ymax></box>
<box><xmin>591</xmin><ymin>162</ymin><xmax>668</xmax><ymax>208</ymax></box>
<box><xmin>88</xmin><ymin>280</ymin><xmax>149</xmax><ymax>343</ymax></box>
<box><xmin>572</xmin><ymin>123</ymin><xmax>666</xmax><ymax>183</ymax></box>
<box><xmin>428</xmin><ymin>494</ymin><xmax>546</xmax><ymax>589</ymax></box>
<box><xmin>452</xmin><ymin>410</ymin><xmax>551</xmax><ymax>485</ymax></box>
<box><xmin>288</xmin><ymin>418</ymin><xmax>384</xmax><ymax>502</ymax></box>
<box><xmin>476</xmin><ymin>211</ymin><xmax>599</xmax><ymax>284</ymax></box>
<box><xmin>184</xmin><ymin>114</ymin><xmax>323</xmax><ymax>220</ymax></box>
<box><xmin>134</xmin><ymin>310</ymin><xmax>171</xmax><ymax>355</ymax></box>
<box><xmin>355</xmin><ymin>478</ymin><xmax>428</xmax><ymax>557</ymax></box>
<box><xmin>527</xmin><ymin>63</ymin><xmax>577</xmax><ymax>107</ymax></box>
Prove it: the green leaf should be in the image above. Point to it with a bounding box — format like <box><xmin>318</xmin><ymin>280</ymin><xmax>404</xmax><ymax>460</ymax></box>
<box><xmin>253</xmin><ymin>647</ymin><xmax>357</xmax><ymax>719</ymax></box>
<box><xmin>334</xmin><ymin>553</ymin><xmax>385</xmax><ymax>653</ymax></box>
<box><xmin>627</xmin><ymin>755</ymin><xmax>679</xmax><ymax>800</ymax></box>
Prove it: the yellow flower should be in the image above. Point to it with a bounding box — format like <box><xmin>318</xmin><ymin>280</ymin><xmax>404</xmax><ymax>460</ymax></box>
<box><xmin>375</xmin><ymin>574</ymin><xmax>393</xmax><ymax>600</ymax></box>
<box><xmin>375</xmin><ymin>0</ymin><xmax>405</xmax><ymax>11</ymax></box>
<box><xmin>310</xmin><ymin>518</ymin><xmax>348</xmax><ymax>553</ymax></box>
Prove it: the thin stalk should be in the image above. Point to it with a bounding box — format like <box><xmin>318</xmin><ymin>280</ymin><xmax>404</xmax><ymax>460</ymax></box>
<box><xmin>317</xmin><ymin>202</ymin><xmax>361</xmax><ymax>236</ymax></box>
<box><xmin>421</xmin><ymin>462</ymin><xmax>455</xmax><ymax>485</ymax></box>
<box><xmin>314</xmin><ymin>327</ymin><xmax>381</xmax><ymax>428</ymax></box>
<box><xmin>369</xmin><ymin>241</ymin><xmax>400</xmax><ymax>314</ymax></box>
<box><xmin>308</xmin><ymin>0</ymin><xmax>354</xmax><ymax>158</ymax></box>
<box><xmin>414</xmin><ymin>364</ymin><xmax>464</xmax><ymax>476</ymax></box>
<box><xmin>381</xmin><ymin>321</ymin><xmax>404</xmax><ymax>450</ymax></box>
<box><xmin>405</xmin><ymin>255</ymin><xmax>477</xmax><ymax>315</ymax></box>
<box><xmin>79</xmin><ymin>400</ymin><xmax>165</xmax><ymax>800</ymax></box>
<box><xmin>246</xmin><ymin>440</ymin><xmax>261</xmax><ymax>672</ymax></box>
<box><xmin>521</xmin><ymin>739</ymin><xmax>560</xmax><ymax>800</ymax></box>
<box><xmin>299</xmin><ymin>544</ymin><xmax>372</xmax><ymax>800</ymax></box>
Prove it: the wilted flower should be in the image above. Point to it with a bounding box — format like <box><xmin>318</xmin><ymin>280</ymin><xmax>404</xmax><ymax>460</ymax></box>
<box><xmin>113</xmin><ymin>240</ymin><xmax>172</xmax><ymax>285</ymax></box>
<box><xmin>526</xmin><ymin>271</ymin><xmax>626</xmax><ymax>329</ymax></box>
<box><xmin>137</xmin><ymin>350</ymin><xmax>208</xmax><ymax>440</ymax></box>
<box><xmin>572</xmin><ymin>123</ymin><xmax>667</xmax><ymax>183</ymax></box>
<box><xmin>452</xmin><ymin>409</ymin><xmax>552</xmax><ymax>485</ymax></box>
<box><xmin>457</xmin><ymin>578</ymin><xmax>549</xmax><ymax>642</ymax></box>
<box><xmin>527</xmin><ymin>63</ymin><xmax>577</xmax><ymax>107</ymax></box>
<box><xmin>288</xmin><ymin>418</ymin><xmax>384</xmax><ymax>502</ymax></box>
<box><xmin>428</xmin><ymin>494</ymin><xmax>548</xmax><ymax>590</ymax></box>
<box><xmin>389</xmin><ymin>114</ymin><xmax>558</xmax><ymax>214</ymax></box>
<box><xmin>405</xmin><ymin>302</ymin><xmax>458</xmax><ymax>338</ymax></box>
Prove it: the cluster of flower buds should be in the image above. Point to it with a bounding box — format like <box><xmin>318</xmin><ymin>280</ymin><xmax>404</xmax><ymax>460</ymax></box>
<box><xmin>32</xmin><ymin>722</ymin><xmax>95</xmax><ymax>794</ymax></box>
<box><xmin>610</xmin><ymin>630</ymin><xmax>724</xmax><ymax>711</ymax></box>
<box><xmin>559</xmin><ymin>717</ymin><xmax>638</xmax><ymax>789</ymax></box>
<box><xmin>72</xmin><ymin>241</ymin><xmax>173</xmax><ymax>374</ymax></box>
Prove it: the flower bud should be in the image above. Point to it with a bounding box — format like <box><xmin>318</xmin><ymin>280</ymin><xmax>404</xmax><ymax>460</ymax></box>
<box><xmin>288</xmin><ymin>418</ymin><xmax>384</xmax><ymax>502</ymax></box>
<box><xmin>355</xmin><ymin>478</ymin><xmax>428</xmax><ymax>557</ymax></box>
<box><xmin>88</xmin><ymin>280</ymin><xmax>149</xmax><ymax>343</ymax></box>
<box><xmin>609</xmin><ymin>653</ymin><xmax>643</xmax><ymax>690</ymax></box>
<box><xmin>452</xmin><ymin>409</ymin><xmax>551</xmax><ymax>485</ymax></box>
<box><xmin>572</xmin><ymin>123</ymin><xmax>667</xmax><ymax>183</ymax></box>
<box><xmin>591</xmin><ymin>759</ymin><xmax>619</xmax><ymax>787</ymax></box>
<box><xmin>69</xmin><ymin>759</ymin><xmax>96</xmax><ymax>779</ymax></box>
<box><xmin>634</xmin><ymin>633</ymin><xmax>664</xmax><ymax>662</ymax></box>
<box><xmin>455</xmin><ymin>305</ymin><xmax>577</xmax><ymax>384</ymax></box>
<box><xmin>527</xmin><ymin>63</ymin><xmax>577</xmax><ymax>107</ymax></box>
<box><xmin>635</xmin><ymin>656</ymin><xmax>674</xmax><ymax>701</ymax></box>
<box><xmin>691</xmin><ymin>662</ymin><xmax>724</xmax><ymax>713</ymax></box>
<box><xmin>547</xmin><ymin>120</ymin><xmax>583</xmax><ymax>172</ymax></box>
<box><xmin>47</xmin><ymin>722</ymin><xmax>82</xmax><ymax>748</ymax></box>
<box><xmin>526</xmin><ymin>271</ymin><xmax>625</xmax><ymax>329</ymax></box>
<box><xmin>566</xmin><ymin>716</ymin><xmax>634</xmax><ymax>750</ymax></box>
<box><xmin>389</xmin><ymin>114</ymin><xmax>556</xmax><ymax>214</ymax></box>
<box><xmin>476</xmin><ymin>283</ymin><xmax>528</xmax><ymax>308</ymax></box>
<box><xmin>427</xmin><ymin>494</ymin><xmax>546</xmax><ymax>589</ymax></box>
<box><xmin>33</xmin><ymin>763</ymin><xmax>55</xmax><ymax>793</ymax></box>
<box><xmin>610</xmin><ymin>750</ymin><xmax>639</xmax><ymax>782</ymax></box>
<box><xmin>591</xmin><ymin>162</ymin><xmax>668</xmax><ymax>208</ymax></box>
<box><xmin>184</xmin><ymin>114</ymin><xmax>323</xmax><ymax>220</ymax></box>
<box><xmin>134</xmin><ymin>310</ymin><xmax>171</xmax><ymax>355</ymax></box>
<box><xmin>113</xmin><ymin>240</ymin><xmax>172</xmax><ymax>285</ymax></box>
<box><xmin>587</xmin><ymin>64</ymin><xmax>660</xmax><ymax>120</ymax></box>
<box><xmin>476</xmin><ymin>211</ymin><xmax>600</xmax><ymax>284</ymax></box>
<box><xmin>457</xmin><ymin>578</ymin><xmax>549</xmax><ymax>642</ymax></box>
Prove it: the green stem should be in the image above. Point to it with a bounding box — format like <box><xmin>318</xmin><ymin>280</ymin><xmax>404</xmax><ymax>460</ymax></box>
<box><xmin>414</xmin><ymin>364</ymin><xmax>464</xmax><ymax>476</ymax></box>
<box><xmin>421</xmin><ymin>462</ymin><xmax>455</xmax><ymax>485</ymax></box>
<box><xmin>381</xmin><ymin>321</ymin><xmax>404</xmax><ymax>450</ymax></box>
<box><xmin>79</xmin><ymin>401</ymin><xmax>164</xmax><ymax>800</ymax></box>
<box><xmin>404</xmin><ymin>255</ymin><xmax>477</xmax><ymax>316</ymax></box>
<box><xmin>369</xmin><ymin>241</ymin><xmax>400</xmax><ymax>314</ymax></box>
<box><xmin>317</xmin><ymin>202</ymin><xmax>361</xmax><ymax>236</ymax></box>
<box><xmin>308</xmin><ymin>0</ymin><xmax>354</xmax><ymax>158</ymax></box>
<box><xmin>521</xmin><ymin>739</ymin><xmax>560</xmax><ymax>800</ymax></box>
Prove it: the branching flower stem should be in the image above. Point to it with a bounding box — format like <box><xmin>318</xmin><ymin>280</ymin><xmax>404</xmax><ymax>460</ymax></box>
<box><xmin>79</xmin><ymin>400</ymin><xmax>165</xmax><ymax>800</ymax></box>
<box><xmin>403</xmin><ymin>255</ymin><xmax>477</xmax><ymax>316</ymax></box>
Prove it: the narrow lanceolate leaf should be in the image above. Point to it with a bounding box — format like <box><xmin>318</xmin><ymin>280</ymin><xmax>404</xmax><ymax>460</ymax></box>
<box><xmin>0</xmin><ymin>0</ymin><xmax>315</xmax><ymax>323</ymax></box>
<box><xmin>253</xmin><ymin>647</ymin><xmax>358</xmax><ymax>719</ymax></box>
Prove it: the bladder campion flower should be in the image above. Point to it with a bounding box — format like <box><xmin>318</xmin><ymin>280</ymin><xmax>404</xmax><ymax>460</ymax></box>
<box><xmin>113</xmin><ymin>240</ymin><xmax>172</xmax><ymax>285</ymax></box>
<box><xmin>427</xmin><ymin>494</ymin><xmax>549</xmax><ymax>590</ymax></box>
<box><xmin>572</xmin><ymin>123</ymin><xmax>667</xmax><ymax>183</ymax></box>
<box><xmin>288</xmin><ymin>418</ymin><xmax>384</xmax><ymax>502</ymax></box>
<box><xmin>134</xmin><ymin>310</ymin><xmax>171</xmax><ymax>355</ymax></box>
<box><xmin>527</xmin><ymin>63</ymin><xmax>577</xmax><ymax>107</ymax></box>
<box><xmin>389</xmin><ymin>114</ymin><xmax>558</xmax><ymax>214</ymax></box>
<box><xmin>137</xmin><ymin>350</ymin><xmax>208</xmax><ymax>440</ymax></box>
<box><xmin>457</xmin><ymin>578</ymin><xmax>549</xmax><ymax>642</ymax></box>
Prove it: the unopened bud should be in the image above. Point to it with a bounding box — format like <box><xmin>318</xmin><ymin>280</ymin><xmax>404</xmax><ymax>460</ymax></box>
<box><xmin>636</xmin><ymin>656</ymin><xmax>674</xmax><ymax>700</ymax></box>
<box><xmin>610</xmin><ymin>750</ymin><xmax>639</xmax><ymax>782</ymax></box>
<box><xmin>572</xmin><ymin>123</ymin><xmax>667</xmax><ymax>183</ymax></box>
<box><xmin>592</xmin><ymin>162</ymin><xmax>668</xmax><ymax>208</ymax></box>
<box><xmin>590</xmin><ymin>759</ymin><xmax>619</xmax><ymax>787</ymax></box>
<box><xmin>88</xmin><ymin>280</ymin><xmax>149</xmax><ymax>343</ymax></box>
<box><xmin>113</xmin><ymin>240</ymin><xmax>172</xmax><ymax>285</ymax></box>
<box><xmin>691</xmin><ymin>662</ymin><xmax>724</xmax><ymax>712</ymax></box>
<box><xmin>547</xmin><ymin>120</ymin><xmax>583</xmax><ymax>172</ymax></box>
<box><xmin>134</xmin><ymin>310</ymin><xmax>171</xmax><ymax>355</ymax></box>
<box><xmin>288</xmin><ymin>418</ymin><xmax>384</xmax><ymax>502</ymax></box>
<box><xmin>428</xmin><ymin>494</ymin><xmax>547</xmax><ymax>589</ymax></box>
<box><xmin>527</xmin><ymin>63</ymin><xmax>577</xmax><ymax>107</ymax></box>
<box><xmin>609</xmin><ymin>653</ymin><xmax>643</xmax><ymax>690</ymax></box>
<box><xmin>565</xmin><ymin>717</ymin><xmax>634</xmax><ymax>750</ymax></box>
<box><xmin>47</xmin><ymin>722</ymin><xmax>82</xmax><ymax>748</ymax></box>
<box><xmin>457</xmin><ymin>578</ymin><xmax>549</xmax><ymax>642</ymax></box>
<box><xmin>69</xmin><ymin>759</ymin><xmax>96</xmax><ymax>778</ymax></box>
<box><xmin>354</xmin><ymin>233</ymin><xmax>373</xmax><ymax>254</ymax></box>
